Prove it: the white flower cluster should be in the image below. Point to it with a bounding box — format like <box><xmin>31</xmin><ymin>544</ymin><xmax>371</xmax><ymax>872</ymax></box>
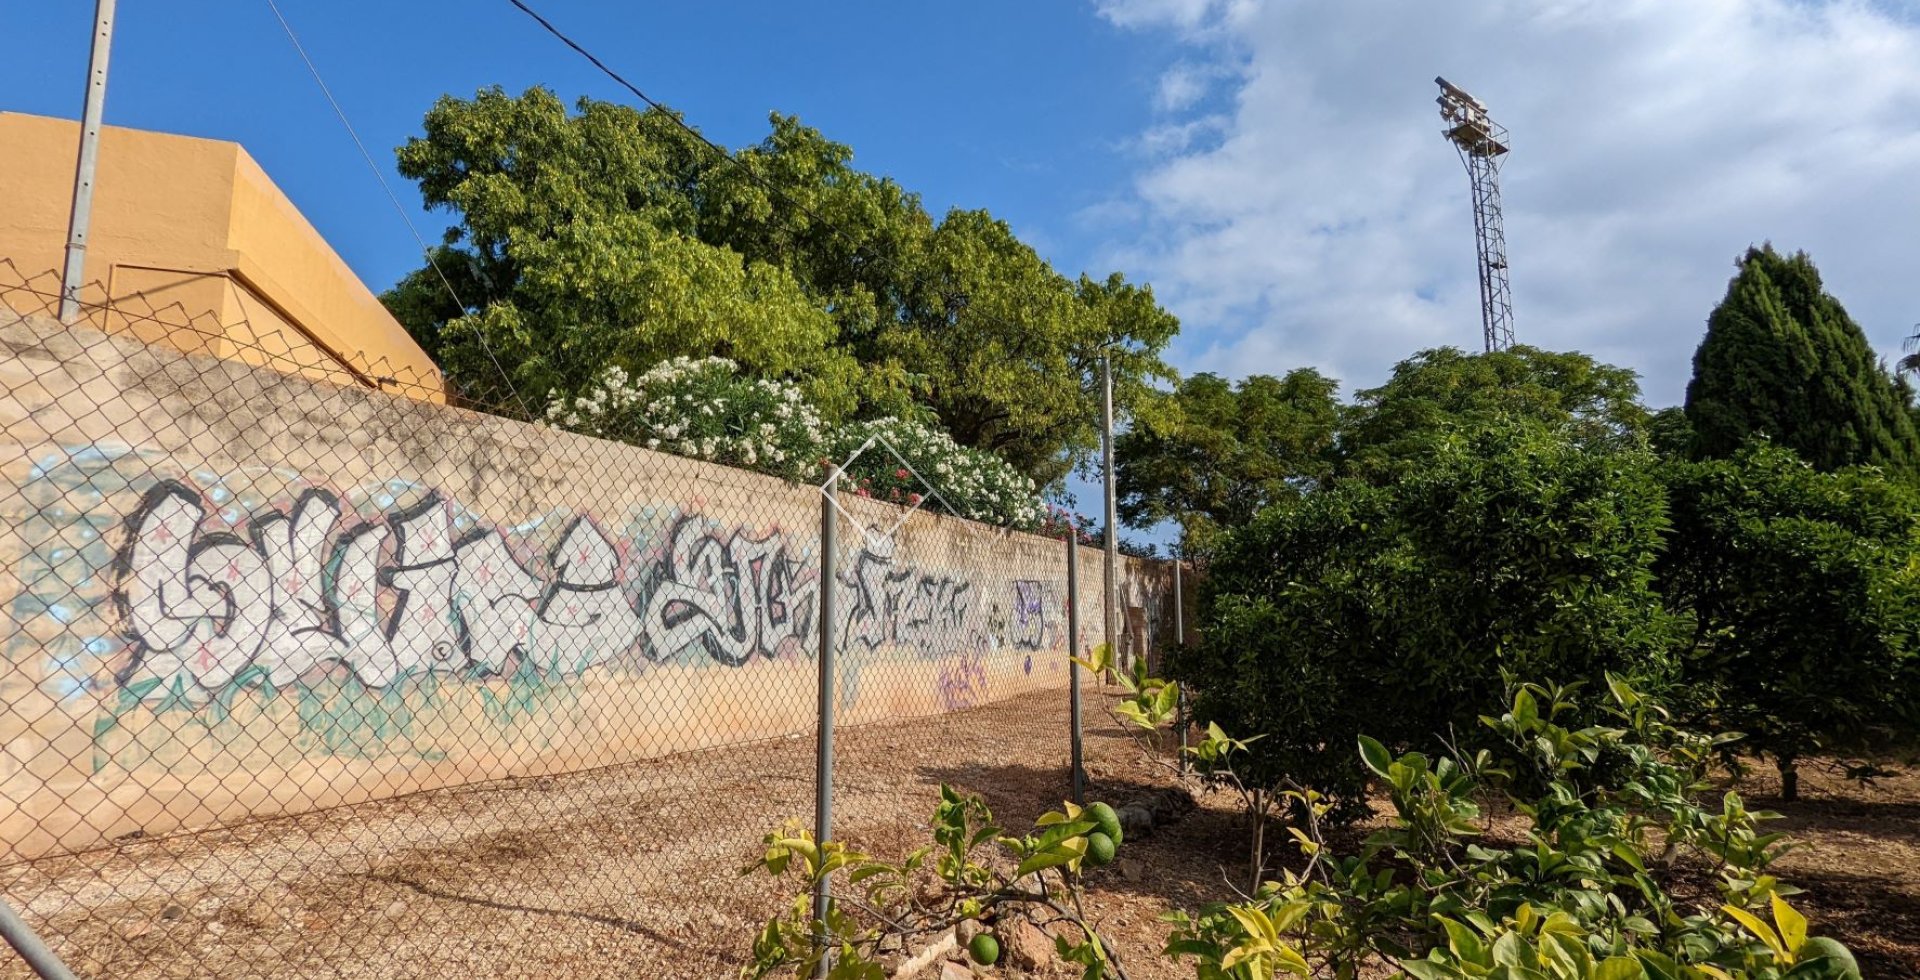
<box><xmin>543</xmin><ymin>357</ymin><xmax>1045</xmax><ymax>531</ymax></box>
<box><xmin>835</xmin><ymin>417</ymin><xmax>1047</xmax><ymax>531</ymax></box>
<box><xmin>543</xmin><ymin>357</ymin><xmax>827</xmax><ymax>482</ymax></box>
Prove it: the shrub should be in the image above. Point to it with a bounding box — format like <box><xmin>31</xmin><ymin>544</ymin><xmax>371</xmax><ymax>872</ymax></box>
<box><xmin>1659</xmin><ymin>443</ymin><xmax>1920</xmax><ymax>799</ymax></box>
<box><xmin>546</xmin><ymin>360</ymin><xmax>1046</xmax><ymax>530</ymax></box>
<box><xmin>830</xmin><ymin>416</ymin><xmax>1047</xmax><ymax>531</ymax></box>
<box><xmin>1181</xmin><ymin>423</ymin><xmax>1679</xmax><ymax>819</ymax></box>
<box><xmin>1169</xmin><ymin>677</ymin><xmax>1855</xmax><ymax>980</ymax></box>
<box><xmin>544</xmin><ymin>357</ymin><xmax>827</xmax><ymax>482</ymax></box>
<box><xmin>741</xmin><ymin>670</ymin><xmax>1861</xmax><ymax>979</ymax></box>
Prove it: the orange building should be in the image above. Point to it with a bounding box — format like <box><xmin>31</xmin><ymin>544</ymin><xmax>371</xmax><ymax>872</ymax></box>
<box><xmin>0</xmin><ymin>111</ymin><xmax>445</xmax><ymax>400</ymax></box>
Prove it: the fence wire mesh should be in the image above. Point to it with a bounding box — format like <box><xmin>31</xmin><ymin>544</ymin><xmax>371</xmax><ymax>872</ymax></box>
<box><xmin>0</xmin><ymin>260</ymin><xmax>1177</xmax><ymax>978</ymax></box>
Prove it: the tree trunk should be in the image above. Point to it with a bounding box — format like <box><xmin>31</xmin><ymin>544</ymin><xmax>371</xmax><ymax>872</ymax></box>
<box><xmin>1249</xmin><ymin>791</ymin><xmax>1267</xmax><ymax>892</ymax></box>
<box><xmin>1778</xmin><ymin>757</ymin><xmax>1799</xmax><ymax>803</ymax></box>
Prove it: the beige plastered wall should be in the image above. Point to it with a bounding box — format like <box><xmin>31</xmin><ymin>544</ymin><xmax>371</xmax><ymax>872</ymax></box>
<box><xmin>0</xmin><ymin>310</ymin><xmax>1175</xmax><ymax>860</ymax></box>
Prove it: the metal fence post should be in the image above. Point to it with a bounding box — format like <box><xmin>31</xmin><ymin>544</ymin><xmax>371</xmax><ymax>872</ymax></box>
<box><xmin>0</xmin><ymin>898</ymin><xmax>77</xmax><ymax>980</ymax></box>
<box><xmin>1068</xmin><ymin>531</ymin><xmax>1085</xmax><ymax>805</ymax></box>
<box><xmin>1173</xmin><ymin>557</ymin><xmax>1187</xmax><ymax>774</ymax></box>
<box><xmin>812</xmin><ymin>479</ymin><xmax>840</xmax><ymax>978</ymax></box>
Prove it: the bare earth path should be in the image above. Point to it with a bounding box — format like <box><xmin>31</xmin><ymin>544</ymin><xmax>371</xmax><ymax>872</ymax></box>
<box><xmin>0</xmin><ymin>688</ymin><xmax>1198</xmax><ymax>979</ymax></box>
<box><xmin>3</xmin><ymin>691</ymin><xmax>1915</xmax><ymax>979</ymax></box>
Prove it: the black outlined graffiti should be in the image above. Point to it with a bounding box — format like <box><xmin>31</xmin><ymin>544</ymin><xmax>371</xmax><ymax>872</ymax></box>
<box><xmin>642</xmin><ymin>516</ymin><xmax>818</xmax><ymax>666</ymax></box>
<box><xmin>841</xmin><ymin>545</ymin><xmax>976</xmax><ymax>657</ymax></box>
<box><xmin>106</xmin><ymin>479</ymin><xmax>1071</xmax><ymax>702</ymax></box>
<box><xmin>116</xmin><ymin>481</ymin><xmax>656</xmax><ymax>694</ymax></box>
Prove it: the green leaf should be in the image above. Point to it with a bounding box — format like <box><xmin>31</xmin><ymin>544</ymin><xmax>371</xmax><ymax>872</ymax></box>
<box><xmin>1359</xmin><ymin>734</ymin><xmax>1393</xmax><ymax>778</ymax></box>
<box><xmin>1512</xmin><ymin>688</ymin><xmax>1539</xmax><ymax>727</ymax></box>
<box><xmin>1438</xmin><ymin>916</ymin><xmax>1487</xmax><ymax>966</ymax></box>
<box><xmin>1592</xmin><ymin>955</ymin><xmax>1645</xmax><ymax>980</ymax></box>
<box><xmin>1014</xmin><ymin>842</ymin><xmax>1083</xmax><ymax>879</ymax></box>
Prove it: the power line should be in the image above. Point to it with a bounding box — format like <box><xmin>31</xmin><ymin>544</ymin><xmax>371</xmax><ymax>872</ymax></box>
<box><xmin>503</xmin><ymin>0</ymin><xmax>880</xmax><ymax>262</ymax></box>
<box><xmin>262</xmin><ymin>0</ymin><xmax>536</xmax><ymax>421</ymax></box>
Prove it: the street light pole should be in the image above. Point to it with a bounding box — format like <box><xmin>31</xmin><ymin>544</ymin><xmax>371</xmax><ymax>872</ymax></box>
<box><xmin>1101</xmin><ymin>354</ymin><xmax>1119</xmax><ymax>669</ymax></box>
<box><xmin>59</xmin><ymin>0</ymin><xmax>118</xmax><ymax>324</ymax></box>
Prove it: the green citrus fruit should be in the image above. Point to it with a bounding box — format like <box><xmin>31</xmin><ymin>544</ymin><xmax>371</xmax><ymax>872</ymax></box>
<box><xmin>1798</xmin><ymin>938</ymin><xmax>1860</xmax><ymax>979</ymax></box>
<box><xmin>968</xmin><ymin>933</ymin><xmax>1001</xmax><ymax>966</ymax></box>
<box><xmin>1086</xmin><ymin>802</ymin><xmax>1123</xmax><ymax>846</ymax></box>
<box><xmin>1085</xmin><ymin>831</ymin><xmax>1117</xmax><ymax>867</ymax></box>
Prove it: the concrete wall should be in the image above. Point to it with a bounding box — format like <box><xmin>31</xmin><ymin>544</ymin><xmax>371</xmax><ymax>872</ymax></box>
<box><xmin>0</xmin><ymin>112</ymin><xmax>445</xmax><ymax>400</ymax></box>
<box><xmin>0</xmin><ymin>310</ymin><xmax>1174</xmax><ymax>861</ymax></box>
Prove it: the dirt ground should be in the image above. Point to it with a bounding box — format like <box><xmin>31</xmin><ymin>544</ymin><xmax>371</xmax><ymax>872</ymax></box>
<box><xmin>2</xmin><ymin>691</ymin><xmax>1915</xmax><ymax>979</ymax></box>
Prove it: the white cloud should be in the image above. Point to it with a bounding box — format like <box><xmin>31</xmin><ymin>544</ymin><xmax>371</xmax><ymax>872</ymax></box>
<box><xmin>1095</xmin><ymin>0</ymin><xmax>1230</xmax><ymax>30</ymax></box>
<box><xmin>1155</xmin><ymin>62</ymin><xmax>1221</xmax><ymax>111</ymax></box>
<box><xmin>1134</xmin><ymin>114</ymin><xmax>1231</xmax><ymax>157</ymax></box>
<box><xmin>1095</xmin><ymin>0</ymin><xmax>1920</xmax><ymax>405</ymax></box>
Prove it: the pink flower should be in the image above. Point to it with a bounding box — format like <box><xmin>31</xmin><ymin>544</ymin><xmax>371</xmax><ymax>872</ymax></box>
<box><xmin>855</xmin><ymin>487</ymin><xmax>870</xmax><ymax>497</ymax></box>
<box><xmin>895</xmin><ymin>468</ymin><xmax>909</xmax><ymax>479</ymax></box>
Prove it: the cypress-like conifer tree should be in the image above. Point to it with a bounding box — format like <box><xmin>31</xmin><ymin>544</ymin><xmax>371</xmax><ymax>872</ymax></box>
<box><xmin>1684</xmin><ymin>245</ymin><xmax>1919</xmax><ymax>472</ymax></box>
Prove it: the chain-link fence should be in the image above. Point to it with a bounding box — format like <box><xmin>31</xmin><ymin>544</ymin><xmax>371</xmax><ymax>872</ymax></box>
<box><xmin>0</xmin><ymin>261</ymin><xmax>1183</xmax><ymax>978</ymax></box>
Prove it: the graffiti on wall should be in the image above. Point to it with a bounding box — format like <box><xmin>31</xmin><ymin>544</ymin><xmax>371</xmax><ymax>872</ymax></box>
<box><xmin>117</xmin><ymin>481</ymin><xmax>658</xmax><ymax>694</ymax></box>
<box><xmin>642</xmin><ymin>515</ymin><xmax>818</xmax><ymax>667</ymax></box>
<box><xmin>3</xmin><ymin>449</ymin><xmax>1096</xmax><ymax>776</ymax></box>
<box><xmin>90</xmin><ymin>477</ymin><xmax>1072</xmax><ymax>703</ymax></box>
<box><xmin>840</xmin><ymin>544</ymin><xmax>975</xmax><ymax>658</ymax></box>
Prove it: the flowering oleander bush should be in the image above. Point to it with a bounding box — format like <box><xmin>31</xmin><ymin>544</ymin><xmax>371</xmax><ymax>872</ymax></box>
<box><xmin>546</xmin><ymin>360</ymin><xmax>1047</xmax><ymax>530</ymax></box>
<box><xmin>830</xmin><ymin>417</ymin><xmax>1048</xmax><ymax>531</ymax></box>
<box><xmin>1034</xmin><ymin>504</ymin><xmax>1099</xmax><ymax>546</ymax></box>
<box><xmin>544</xmin><ymin>357</ymin><xmax>828</xmax><ymax>482</ymax></box>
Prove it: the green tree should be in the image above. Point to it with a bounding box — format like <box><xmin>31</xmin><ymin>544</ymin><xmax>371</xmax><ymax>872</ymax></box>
<box><xmin>384</xmin><ymin>87</ymin><xmax>1180</xmax><ymax>485</ymax></box>
<box><xmin>382</xmin><ymin>87</ymin><xmax>847</xmax><ymax>415</ymax></box>
<box><xmin>873</xmin><ymin>213</ymin><xmax>1179</xmax><ymax>484</ymax></box>
<box><xmin>1338</xmin><ymin>345</ymin><xmax>1649</xmax><ymax>482</ymax></box>
<box><xmin>1115</xmin><ymin>369</ymin><xmax>1339</xmax><ymax>556</ymax></box>
<box><xmin>1684</xmin><ymin>245</ymin><xmax>1920</xmax><ymax>472</ymax></box>
<box><xmin>1659</xmin><ymin>445</ymin><xmax>1920</xmax><ymax>800</ymax></box>
<box><xmin>1181</xmin><ymin>423</ymin><xmax>1677</xmax><ymax>818</ymax></box>
<box><xmin>1646</xmin><ymin>406</ymin><xmax>1694</xmax><ymax>460</ymax></box>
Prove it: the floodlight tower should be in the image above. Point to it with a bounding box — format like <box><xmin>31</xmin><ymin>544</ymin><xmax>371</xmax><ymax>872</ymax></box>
<box><xmin>1436</xmin><ymin>77</ymin><xmax>1514</xmax><ymax>352</ymax></box>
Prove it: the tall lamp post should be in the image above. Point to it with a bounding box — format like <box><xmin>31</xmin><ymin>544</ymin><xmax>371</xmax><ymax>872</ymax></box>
<box><xmin>59</xmin><ymin>0</ymin><xmax>118</xmax><ymax>323</ymax></box>
<box><xmin>1100</xmin><ymin>354</ymin><xmax>1118</xmax><ymax>668</ymax></box>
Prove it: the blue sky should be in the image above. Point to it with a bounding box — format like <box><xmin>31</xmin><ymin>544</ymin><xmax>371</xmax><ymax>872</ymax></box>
<box><xmin>5</xmin><ymin>1</ymin><xmax>1188</xmax><ymax>328</ymax></box>
<box><xmin>11</xmin><ymin>1</ymin><xmax>1920</xmax><ymax>546</ymax></box>
<box><xmin>7</xmin><ymin>1</ymin><xmax>1200</xmax><ymax>537</ymax></box>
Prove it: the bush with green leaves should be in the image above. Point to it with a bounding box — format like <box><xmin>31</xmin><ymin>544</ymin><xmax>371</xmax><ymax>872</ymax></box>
<box><xmin>743</xmin><ymin>670</ymin><xmax>1859</xmax><ymax>979</ymax></box>
<box><xmin>742</xmin><ymin>789</ymin><xmax>1135</xmax><ymax>979</ymax></box>
<box><xmin>1180</xmin><ymin>423</ymin><xmax>1679</xmax><ymax>820</ymax></box>
<box><xmin>1166</xmin><ymin>676</ymin><xmax>1859</xmax><ymax>980</ymax></box>
<box><xmin>546</xmin><ymin>359</ymin><xmax>1046</xmax><ymax>530</ymax></box>
<box><xmin>1658</xmin><ymin>443</ymin><xmax>1920</xmax><ymax>800</ymax></box>
<box><xmin>544</xmin><ymin>357</ymin><xmax>829</xmax><ymax>481</ymax></box>
<box><xmin>830</xmin><ymin>416</ymin><xmax>1048</xmax><ymax>531</ymax></box>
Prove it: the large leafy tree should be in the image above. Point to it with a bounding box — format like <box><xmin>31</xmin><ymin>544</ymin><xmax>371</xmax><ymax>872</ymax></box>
<box><xmin>1659</xmin><ymin>445</ymin><xmax>1920</xmax><ymax>800</ymax></box>
<box><xmin>381</xmin><ymin>88</ymin><xmax>846</xmax><ymax>415</ymax></box>
<box><xmin>1181</xmin><ymin>423</ymin><xmax>1677</xmax><ymax>817</ymax></box>
<box><xmin>1337</xmin><ymin>345</ymin><xmax>1649</xmax><ymax>483</ymax></box>
<box><xmin>1114</xmin><ymin>369</ymin><xmax>1339</xmax><ymax>555</ymax></box>
<box><xmin>1683</xmin><ymin>244</ymin><xmax>1920</xmax><ymax>472</ymax></box>
<box><xmin>384</xmin><ymin>87</ymin><xmax>1178</xmax><ymax>485</ymax></box>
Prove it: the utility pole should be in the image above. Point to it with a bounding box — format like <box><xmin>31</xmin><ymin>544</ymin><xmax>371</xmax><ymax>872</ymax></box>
<box><xmin>1435</xmin><ymin>76</ymin><xmax>1514</xmax><ymax>352</ymax></box>
<box><xmin>60</xmin><ymin>0</ymin><xmax>118</xmax><ymax>324</ymax></box>
<box><xmin>1100</xmin><ymin>355</ymin><xmax>1118</xmax><ymax>669</ymax></box>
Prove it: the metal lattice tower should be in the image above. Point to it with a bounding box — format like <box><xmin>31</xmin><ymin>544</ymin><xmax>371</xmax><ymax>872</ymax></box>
<box><xmin>1436</xmin><ymin>77</ymin><xmax>1514</xmax><ymax>352</ymax></box>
